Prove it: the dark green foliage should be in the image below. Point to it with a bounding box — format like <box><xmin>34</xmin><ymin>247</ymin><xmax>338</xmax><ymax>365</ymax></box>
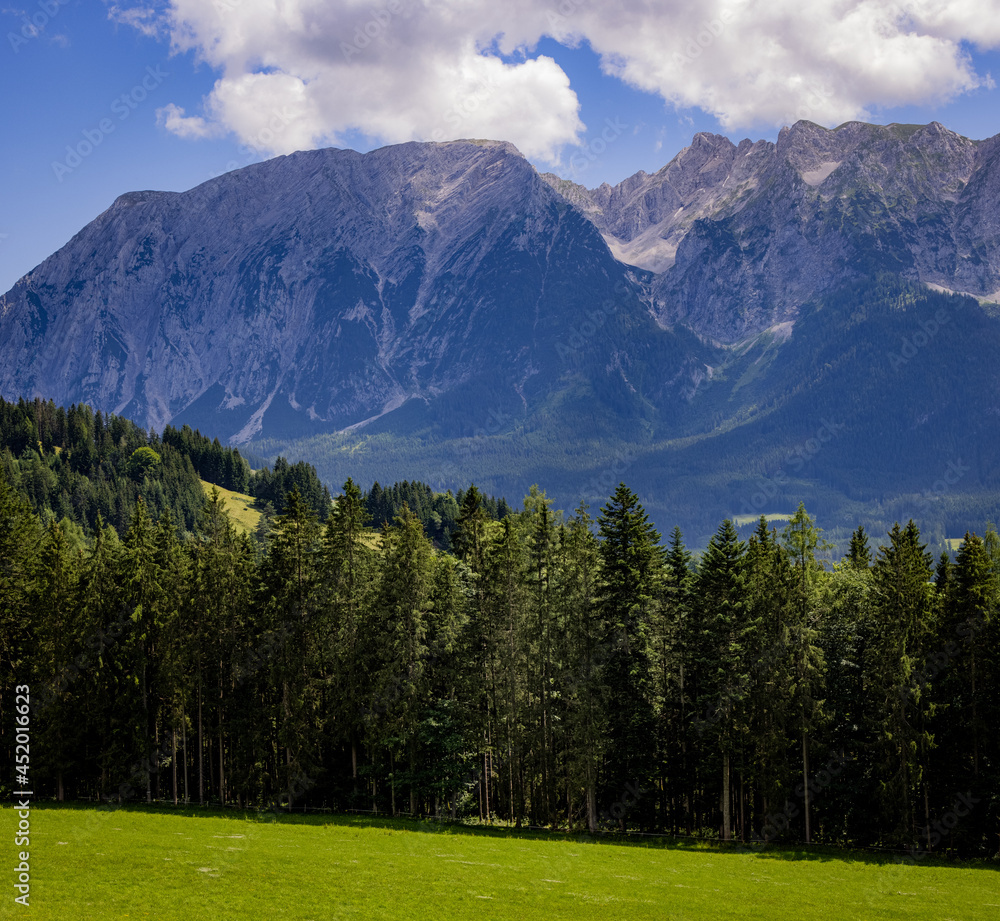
<box><xmin>0</xmin><ymin>398</ymin><xmax>331</xmax><ymax>537</ymax></box>
<box><xmin>251</xmin><ymin>456</ymin><xmax>331</xmax><ymax>519</ymax></box>
<box><xmin>596</xmin><ymin>484</ymin><xmax>662</xmax><ymax>828</ymax></box>
<box><xmin>162</xmin><ymin>425</ymin><xmax>251</xmax><ymax>494</ymax></box>
<box><xmin>1</xmin><ymin>464</ymin><xmax>998</xmax><ymax>857</ymax></box>
<box><xmin>365</xmin><ymin>480</ymin><xmax>509</xmax><ymax>549</ymax></box>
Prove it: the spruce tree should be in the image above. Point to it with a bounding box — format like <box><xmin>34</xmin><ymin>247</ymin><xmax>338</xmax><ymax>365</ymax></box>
<box><xmin>869</xmin><ymin>521</ymin><xmax>935</xmax><ymax>845</ymax></box>
<box><xmin>322</xmin><ymin>478</ymin><xmax>375</xmax><ymax>796</ymax></box>
<box><xmin>781</xmin><ymin>504</ymin><xmax>829</xmax><ymax>843</ymax></box>
<box><xmin>597</xmin><ymin>483</ymin><xmax>661</xmax><ymax>830</ymax></box>
<box><xmin>693</xmin><ymin>518</ymin><xmax>747</xmax><ymax>840</ymax></box>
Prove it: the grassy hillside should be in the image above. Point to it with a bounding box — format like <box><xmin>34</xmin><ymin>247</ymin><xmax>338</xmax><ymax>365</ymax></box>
<box><xmin>4</xmin><ymin>805</ymin><xmax>997</xmax><ymax>920</ymax></box>
<box><xmin>199</xmin><ymin>479</ymin><xmax>262</xmax><ymax>535</ymax></box>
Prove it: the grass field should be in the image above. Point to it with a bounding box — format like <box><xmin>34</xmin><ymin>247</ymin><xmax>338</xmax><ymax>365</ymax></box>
<box><xmin>2</xmin><ymin>805</ymin><xmax>997</xmax><ymax>920</ymax></box>
<box><xmin>732</xmin><ymin>513</ymin><xmax>792</xmax><ymax>527</ymax></box>
<box><xmin>199</xmin><ymin>480</ymin><xmax>262</xmax><ymax>535</ymax></box>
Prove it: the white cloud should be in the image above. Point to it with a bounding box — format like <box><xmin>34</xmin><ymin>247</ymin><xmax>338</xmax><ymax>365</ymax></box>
<box><xmin>107</xmin><ymin>4</ymin><xmax>164</xmax><ymax>39</ymax></box>
<box><xmin>156</xmin><ymin>102</ymin><xmax>218</xmax><ymax>139</ymax></box>
<box><xmin>120</xmin><ymin>0</ymin><xmax>1000</xmax><ymax>160</ymax></box>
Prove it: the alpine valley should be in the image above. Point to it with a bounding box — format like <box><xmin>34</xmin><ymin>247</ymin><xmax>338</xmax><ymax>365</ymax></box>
<box><xmin>3</xmin><ymin>120</ymin><xmax>999</xmax><ymax>546</ymax></box>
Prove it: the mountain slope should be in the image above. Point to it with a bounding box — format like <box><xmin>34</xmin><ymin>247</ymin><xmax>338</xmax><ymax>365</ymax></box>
<box><xmin>2</xmin><ymin>123</ymin><xmax>999</xmax><ymax>542</ymax></box>
<box><xmin>544</xmin><ymin>121</ymin><xmax>999</xmax><ymax>341</ymax></box>
<box><xmin>0</xmin><ymin>140</ymin><xmax>705</xmax><ymax>445</ymax></box>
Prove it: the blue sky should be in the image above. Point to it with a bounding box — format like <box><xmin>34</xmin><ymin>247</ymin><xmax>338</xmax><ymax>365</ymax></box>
<box><xmin>2</xmin><ymin>1</ymin><xmax>999</xmax><ymax>294</ymax></box>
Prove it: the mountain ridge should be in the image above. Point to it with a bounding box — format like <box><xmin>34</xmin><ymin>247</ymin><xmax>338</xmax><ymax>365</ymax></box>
<box><xmin>2</xmin><ymin>120</ymin><xmax>999</xmax><ymax>540</ymax></box>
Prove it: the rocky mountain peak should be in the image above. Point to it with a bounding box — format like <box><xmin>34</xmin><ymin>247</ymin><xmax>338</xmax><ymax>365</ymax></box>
<box><xmin>539</xmin><ymin>119</ymin><xmax>997</xmax><ymax>341</ymax></box>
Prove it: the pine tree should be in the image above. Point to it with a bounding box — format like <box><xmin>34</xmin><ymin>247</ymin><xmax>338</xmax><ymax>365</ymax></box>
<box><xmin>781</xmin><ymin>504</ymin><xmax>829</xmax><ymax>843</ymax></box>
<box><xmin>30</xmin><ymin>520</ymin><xmax>81</xmax><ymax>800</ymax></box>
<box><xmin>122</xmin><ymin>497</ymin><xmax>164</xmax><ymax>802</ymax></box>
<box><xmin>561</xmin><ymin>505</ymin><xmax>605</xmax><ymax>833</ymax></box>
<box><xmin>868</xmin><ymin>521</ymin><xmax>935</xmax><ymax>845</ymax></box>
<box><xmin>322</xmin><ymin>478</ymin><xmax>375</xmax><ymax>796</ymax></box>
<box><xmin>261</xmin><ymin>488</ymin><xmax>322</xmax><ymax>806</ymax></box>
<box><xmin>847</xmin><ymin>526</ymin><xmax>872</xmax><ymax>568</ymax></box>
<box><xmin>656</xmin><ymin>526</ymin><xmax>693</xmax><ymax>834</ymax></box>
<box><xmin>371</xmin><ymin>505</ymin><xmax>435</xmax><ymax>815</ymax></box>
<box><xmin>744</xmin><ymin>518</ymin><xmax>795</xmax><ymax>840</ymax></box>
<box><xmin>597</xmin><ymin>483</ymin><xmax>661</xmax><ymax>830</ymax></box>
<box><xmin>693</xmin><ymin>518</ymin><xmax>747</xmax><ymax>840</ymax></box>
<box><xmin>0</xmin><ymin>470</ymin><xmax>39</xmax><ymax>798</ymax></box>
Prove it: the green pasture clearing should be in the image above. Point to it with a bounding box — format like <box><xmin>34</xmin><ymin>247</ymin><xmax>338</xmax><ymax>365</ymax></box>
<box><xmin>2</xmin><ymin>805</ymin><xmax>997</xmax><ymax>920</ymax></box>
<box><xmin>733</xmin><ymin>512</ymin><xmax>792</xmax><ymax>527</ymax></box>
<box><xmin>199</xmin><ymin>480</ymin><xmax>262</xmax><ymax>534</ymax></box>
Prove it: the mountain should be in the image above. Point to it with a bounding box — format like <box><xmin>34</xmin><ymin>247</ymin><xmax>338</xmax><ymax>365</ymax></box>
<box><xmin>0</xmin><ymin>139</ymin><xmax>703</xmax><ymax>443</ymax></box>
<box><xmin>2</xmin><ymin>122</ymin><xmax>999</xmax><ymax>544</ymax></box>
<box><xmin>543</xmin><ymin>120</ymin><xmax>1000</xmax><ymax>342</ymax></box>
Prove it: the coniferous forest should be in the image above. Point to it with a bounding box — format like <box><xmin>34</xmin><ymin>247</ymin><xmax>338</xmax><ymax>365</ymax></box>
<box><xmin>1</xmin><ymin>398</ymin><xmax>998</xmax><ymax>858</ymax></box>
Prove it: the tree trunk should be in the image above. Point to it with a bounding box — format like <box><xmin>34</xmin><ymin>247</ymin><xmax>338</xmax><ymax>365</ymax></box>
<box><xmin>740</xmin><ymin>768</ymin><xmax>745</xmax><ymax>842</ymax></box>
<box><xmin>391</xmin><ymin>752</ymin><xmax>397</xmax><ymax>816</ymax></box>
<box><xmin>587</xmin><ymin>769</ymin><xmax>597</xmax><ymax>834</ymax></box>
<box><xmin>198</xmin><ymin>678</ymin><xmax>204</xmax><ymax>806</ymax></box>
<box><xmin>172</xmin><ymin>728</ymin><xmax>178</xmax><ymax>806</ymax></box>
<box><xmin>802</xmin><ymin>729</ymin><xmax>811</xmax><ymax>844</ymax></box>
<box><xmin>722</xmin><ymin>750</ymin><xmax>731</xmax><ymax>841</ymax></box>
<box><xmin>218</xmin><ymin>664</ymin><xmax>225</xmax><ymax>806</ymax></box>
<box><xmin>409</xmin><ymin>740</ymin><xmax>417</xmax><ymax>816</ymax></box>
<box><xmin>484</xmin><ymin>748</ymin><xmax>491</xmax><ymax>823</ymax></box>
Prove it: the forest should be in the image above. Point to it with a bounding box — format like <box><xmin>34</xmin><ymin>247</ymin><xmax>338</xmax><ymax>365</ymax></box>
<box><xmin>0</xmin><ymin>397</ymin><xmax>998</xmax><ymax>858</ymax></box>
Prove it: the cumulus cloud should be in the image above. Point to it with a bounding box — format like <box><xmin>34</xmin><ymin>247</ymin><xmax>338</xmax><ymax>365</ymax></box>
<box><xmin>156</xmin><ymin>102</ymin><xmax>218</xmax><ymax>139</ymax></box>
<box><xmin>117</xmin><ymin>0</ymin><xmax>1000</xmax><ymax>160</ymax></box>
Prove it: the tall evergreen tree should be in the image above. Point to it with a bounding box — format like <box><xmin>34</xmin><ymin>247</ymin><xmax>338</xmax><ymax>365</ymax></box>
<box><xmin>693</xmin><ymin>518</ymin><xmax>747</xmax><ymax>840</ymax></box>
<box><xmin>781</xmin><ymin>504</ymin><xmax>829</xmax><ymax>843</ymax></box>
<box><xmin>868</xmin><ymin>521</ymin><xmax>935</xmax><ymax>845</ymax></box>
<box><xmin>597</xmin><ymin>483</ymin><xmax>661</xmax><ymax>830</ymax></box>
<box><xmin>561</xmin><ymin>505</ymin><xmax>605</xmax><ymax>833</ymax></box>
<box><xmin>371</xmin><ymin>505</ymin><xmax>435</xmax><ymax>815</ymax></box>
<box><xmin>261</xmin><ymin>488</ymin><xmax>322</xmax><ymax>806</ymax></box>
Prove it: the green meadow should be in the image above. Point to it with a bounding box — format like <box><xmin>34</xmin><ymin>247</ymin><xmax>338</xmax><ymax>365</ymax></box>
<box><xmin>3</xmin><ymin>805</ymin><xmax>998</xmax><ymax>920</ymax></box>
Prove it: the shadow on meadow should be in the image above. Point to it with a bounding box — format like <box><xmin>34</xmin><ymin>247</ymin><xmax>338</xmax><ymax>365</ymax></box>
<box><xmin>24</xmin><ymin>801</ymin><xmax>1000</xmax><ymax>874</ymax></box>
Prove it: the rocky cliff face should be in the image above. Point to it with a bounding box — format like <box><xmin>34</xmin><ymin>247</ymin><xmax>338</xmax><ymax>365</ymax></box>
<box><xmin>0</xmin><ymin>139</ymin><xmax>691</xmax><ymax>442</ymax></box>
<box><xmin>2</xmin><ymin>119</ymin><xmax>998</xmax><ymax>489</ymax></box>
<box><xmin>543</xmin><ymin>120</ymin><xmax>998</xmax><ymax>341</ymax></box>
